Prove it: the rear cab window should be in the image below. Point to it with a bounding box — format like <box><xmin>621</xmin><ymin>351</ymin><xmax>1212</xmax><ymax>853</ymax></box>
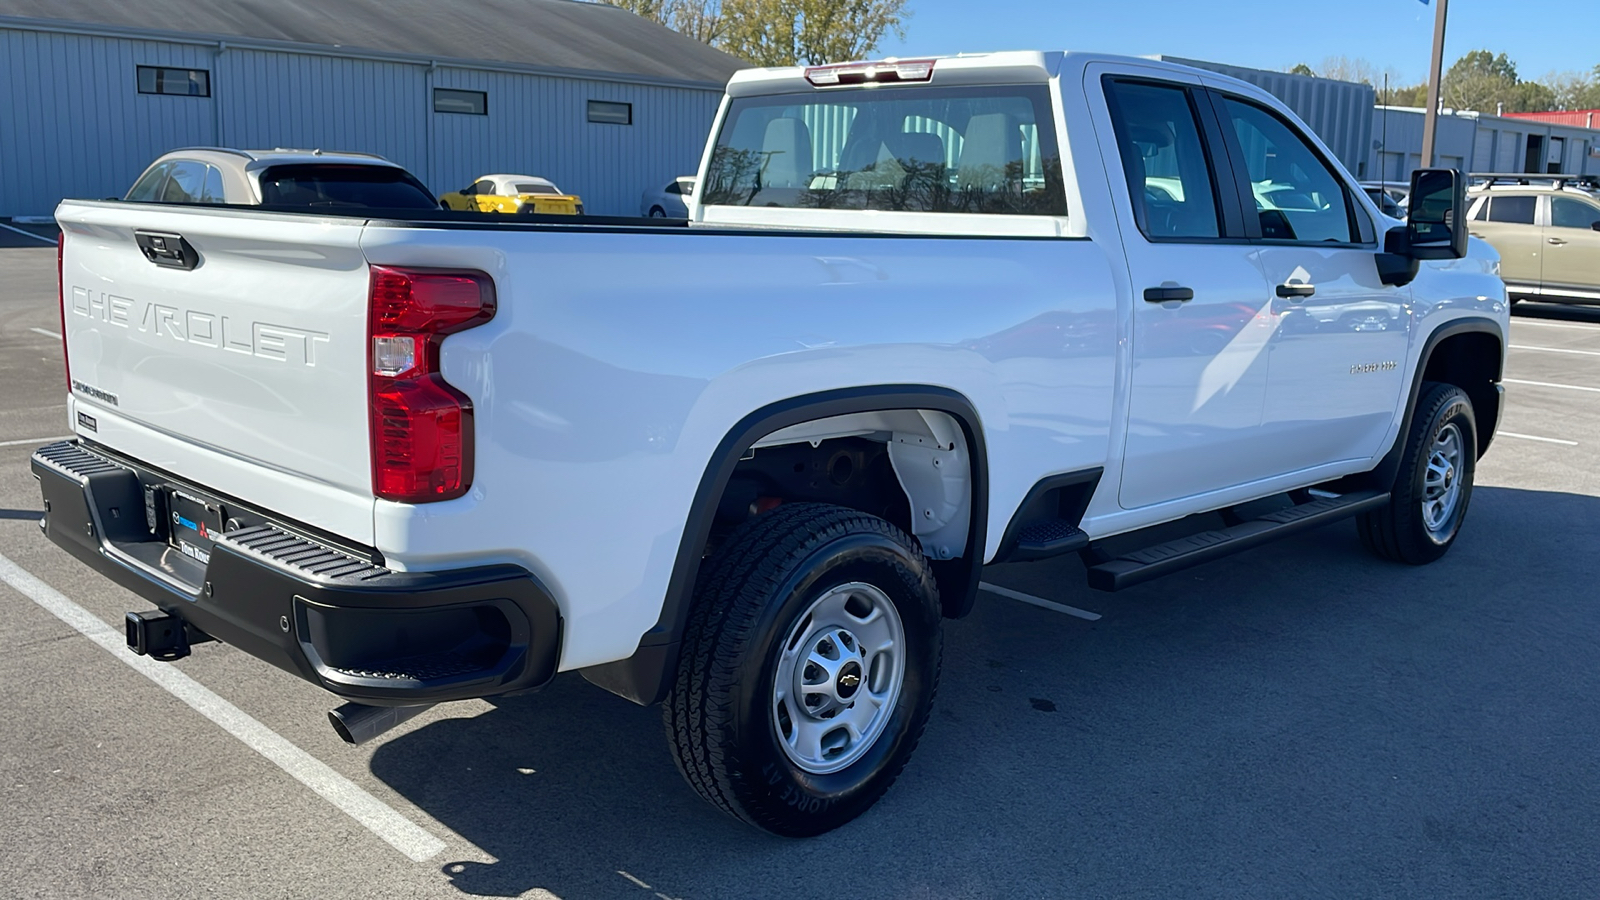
<box><xmin>257</xmin><ymin>164</ymin><xmax>439</xmax><ymax>210</ymax></box>
<box><xmin>702</xmin><ymin>84</ymin><xmax>1067</xmax><ymax>216</ymax></box>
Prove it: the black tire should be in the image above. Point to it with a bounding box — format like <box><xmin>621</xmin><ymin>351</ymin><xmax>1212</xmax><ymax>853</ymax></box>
<box><xmin>649</xmin><ymin>206</ymin><xmax>667</xmax><ymax>217</ymax></box>
<box><xmin>1357</xmin><ymin>382</ymin><xmax>1477</xmax><ymax>564</ymax></box>
<box><xmin>663</xmin><ymin>503</ymin><xmax>942</xmax><ymax>837</ymax></box>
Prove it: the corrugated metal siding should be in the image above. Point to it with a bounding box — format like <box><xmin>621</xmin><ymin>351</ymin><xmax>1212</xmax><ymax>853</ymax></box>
<box><xmin>429</xmin><ymin>67</ymin><xmax>719</xmax><ymax>215</ymax></box>
<box><xmin>1</xmin><ymin>29</ymin><xmax>216</xmax><ymax>214</ymax></box>
<box><xmin>1162</xmin><ymin>58</ymin><xmax>1375</xmax><ymax>177</ymax></box>
<box><xmin>0</xmin><ymin>25</ymin><xmax>723</xmax><ymax>217</ymax></box>
<box><xmin>217</xmin><ymin>50</ymin><xmax>428</xmax><ymax>178</ymax></box>
<box><xmin>1367</xmin><ymin>106</ymin><xmax>1600</xmax><ymax>178</ymax></box>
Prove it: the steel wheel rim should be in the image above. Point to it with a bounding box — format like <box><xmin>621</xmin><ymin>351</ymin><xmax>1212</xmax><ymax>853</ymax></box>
<box><xmin>772</xmin><ymin>582</ymin><xmax>906</xmax><ymax>776</ymax></box>
<box><xmin>1421</xmin><ymin>422</ymin><xmax>1464</xmax><ymax>536</ymax></box>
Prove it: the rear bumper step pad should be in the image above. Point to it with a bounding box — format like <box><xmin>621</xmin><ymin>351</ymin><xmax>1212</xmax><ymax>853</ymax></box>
<box><xmin>32</xmin><ymin>440</ymin><xmax>562</xmax><ymax>705</ymax></box>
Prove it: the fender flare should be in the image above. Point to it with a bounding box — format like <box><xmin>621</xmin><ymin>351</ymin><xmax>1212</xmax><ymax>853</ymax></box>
<box><xmin>1366</xmin><ymin>315</ymin><xmax>1504</xmax><ymax>489</ymax></box>
<box><xmin>580</xmin><ymin>385</ymin><xmax>990</xmax><ymax>706</ymax></box>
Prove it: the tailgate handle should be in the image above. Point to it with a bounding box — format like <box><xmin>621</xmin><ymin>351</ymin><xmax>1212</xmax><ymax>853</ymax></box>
<box><xmin>134</xmin><ymin>230</ymin><xmax>199</xmax><ymax>270</ymax></box>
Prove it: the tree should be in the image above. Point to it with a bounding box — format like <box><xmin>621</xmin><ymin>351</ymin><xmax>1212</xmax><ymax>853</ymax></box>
<box><xmin>1441</xmin><ymin>49</ymin><xmax>1527</xmax><ymax>113</ymax></box>
<box><xmin>1539</xmin><ymin>68</ymin><xmax>1600</xmax><ymax>111</ymax></box>
<box><xmin>717</xmin><ymin>0</ymin><xmax>910</xmax><ymax>66</ymax></box>
<box><xmin>1286</xmin><ymin>56</ymin><xmax>1425</xmax><ymax>108</ymax></box>
<box><xmin>603</xmin><ymin>0</ymin><xmax>728</xmax><ymax>45</ymax></box>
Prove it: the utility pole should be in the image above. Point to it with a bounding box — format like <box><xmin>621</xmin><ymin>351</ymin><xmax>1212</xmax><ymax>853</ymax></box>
<box><xmin>1420</xmin><ymin>0</ymin><xmax>1449</xmax><ymax>168</ymax></box>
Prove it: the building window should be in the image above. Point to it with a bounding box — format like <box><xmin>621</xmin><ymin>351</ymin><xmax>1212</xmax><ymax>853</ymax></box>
<box><xmin>137</xmin><ymin>66</ymin><xmax>210</xmax><ymax>97</ymax></box>
<box><xmin>434</xmin><ymin>88</ymin><xmax>487</xmax><ymax>116</ymax></box>
<box><xmin>588</xmin><ymin>100</ymin><xmax>632</xmax><ymax>125</ymax></box>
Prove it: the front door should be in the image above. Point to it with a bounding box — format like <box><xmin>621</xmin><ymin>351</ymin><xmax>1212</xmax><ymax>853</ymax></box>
<box><xmin>1212</xmin><ymin>93</ymin><xmax>1412</xmax><ymax>470</ymax></box>
<box><xmin>1542</xmin><ymin>193</ymin><xmax>1600</xmax><ymax>298</ymax></box>
<box><xmin>1089</xmin><ymin>67</ymin><xmax>1281</xmax><ymax>510</ymax></box>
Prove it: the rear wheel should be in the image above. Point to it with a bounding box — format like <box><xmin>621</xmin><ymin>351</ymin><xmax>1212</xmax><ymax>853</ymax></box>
<box><xmin>663</xmin><ymin>503</ymin><xmax>942</xmax><ymax>836</ymax></box>
<box><xmin>1357</xmin><ymin>382</ymin><xmax>1477</xmax><ymax>564</ymax></box>
<box><xmin>649</xmin><ymin>206</ymin><xmax>667</xmax><ymax>217</ymax></box>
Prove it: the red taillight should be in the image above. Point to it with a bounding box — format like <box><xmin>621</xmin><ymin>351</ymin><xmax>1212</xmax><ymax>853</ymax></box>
<box><xmin>804</xmin><ymin>58</ymin><xmax>935</xmax><ymax>87</ymax></box>
<box><xmin>57</xmin><ymin>231</ymin><xmax>69</xmax><ymax>390</ymax></box>
<box><xmin>367</xmin><ymin>266</ymin><xmax>496</xmax><ymax>503</ymax></box>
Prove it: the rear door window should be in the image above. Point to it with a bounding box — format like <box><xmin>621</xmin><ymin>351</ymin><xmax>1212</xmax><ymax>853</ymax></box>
<box><xmin>257</xmin><ymin>165</ymin><xmax>439</xmax><ymax>209</ymax></box>
<box><xmin>1104</xmin><ymin>80</ymin><xmax>1223</xmax><ymax>240</ymax></box>
<box><xmin>1486</xmin><ymin>195</ymin><xmax>1537</xmax><ymax>224</ymax></box>
<box><xmin>703</xmin><ymin>84</ymin><xmax>1066</xmax><ymax>215</ymax></box>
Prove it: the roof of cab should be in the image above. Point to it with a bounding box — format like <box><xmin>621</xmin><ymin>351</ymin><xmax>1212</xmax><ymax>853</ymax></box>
<box><xmin>722</xmin><ymin>50</ymin><xmax>1247</xmax><ymax>98</ymax></box>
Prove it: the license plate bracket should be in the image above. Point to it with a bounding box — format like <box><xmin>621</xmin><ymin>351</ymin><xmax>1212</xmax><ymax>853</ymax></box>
<box><xmin>166</xmin><ymin>488</ymin><xmax>225</xmax><ymax>565</ymax></box>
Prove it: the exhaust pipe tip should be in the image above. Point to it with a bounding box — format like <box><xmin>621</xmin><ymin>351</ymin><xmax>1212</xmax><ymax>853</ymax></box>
<box><xmin>328</xmin><ymin>702</ymin><xmax>432</xmax><ymax>746</ymax></box>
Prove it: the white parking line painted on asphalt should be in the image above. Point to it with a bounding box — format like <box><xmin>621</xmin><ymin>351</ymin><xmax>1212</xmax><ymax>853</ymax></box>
<box><xmin>0</xmin><ymin>552</ymin><xmax>449</xmax><ymax>863</ymax></box>
<box><xmin>1504</xmin><ymin>378</ymin><xmax>1600</xmax><ymax>394</ymax></box>
<box><xmin>1511</xmin><ymin>318</ymin><xmax>1600</xmax><ymax>333</ymax></box>
<box><xmin>0</xmin><ymin>221</ymin><xmax>56</xmax><ymax>245</ymax></box>
<box><xmin>979</xmin><ymin>582</ymin><xmax>1101</xmax><ymax>621</ymax></box>
<box><xmin>1499</xmin><ymin>431</ymin><xmax>1579</xmax><ymax>446</ymax></box>
<box><xmin>1510</xmin><ymin>344</ymin><xmax>1600</xmax><ymax>357</ymax></box>
<box><xmin>0</xmin><ymin>435</ymin><xmax>71</xmax><ymax>448</ymax></box>
<box><xmin>29</xmin><ymin>327</ymin><xmax>60</xmax><ymax>340</ymax></box>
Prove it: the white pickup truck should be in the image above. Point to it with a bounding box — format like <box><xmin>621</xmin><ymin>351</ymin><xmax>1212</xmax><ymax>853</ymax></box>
<box><xmin>36</xmin><ymin>51</ymin><xmax>1507</xmax><ymax>836</ymax></box>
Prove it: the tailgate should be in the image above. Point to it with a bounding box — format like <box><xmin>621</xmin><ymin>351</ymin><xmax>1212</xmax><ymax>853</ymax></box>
<box><xmin>57</xmin><ymin>201</ymin><xmax>376</xmax><ymax>544</ymax></box>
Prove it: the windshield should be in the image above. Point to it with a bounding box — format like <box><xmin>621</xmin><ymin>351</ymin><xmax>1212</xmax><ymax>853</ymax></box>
<box><xmin>257</xmin><ymin>164</ymin><xmax>438</xmax><ymax>209</ymax></box>
<box><xmin>703</xmin><ymin>84</ymin><xmax>1066</xmax><ymax>216</ymax></box>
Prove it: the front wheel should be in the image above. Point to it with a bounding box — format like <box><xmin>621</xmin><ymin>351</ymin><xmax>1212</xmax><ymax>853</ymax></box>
<box><xmin>649</xmin><ymin>206</ymin><xmax>667</xmax><ymax>218</ymax></box>
<box><xmin>1357</xmin><ymin>382</ymin><xmax>1477</xmax><ymax>564</ymax></box>
<box><xmin>663</xmin><ymin>503</ymin><xmax>942</xmax><ymax>836</ymax></box>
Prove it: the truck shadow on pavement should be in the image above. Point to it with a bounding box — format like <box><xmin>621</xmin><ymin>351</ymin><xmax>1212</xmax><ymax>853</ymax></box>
<box><xmin>369</xmin><ymin>485</ymin><xmax>1600</xmax><ymax>900</ymax></box>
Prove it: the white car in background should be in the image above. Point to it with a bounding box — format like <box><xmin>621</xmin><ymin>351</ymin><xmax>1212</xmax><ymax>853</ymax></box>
<box><xmin>640</xmin><ymin>176</ymin><xmax>695</xmax><ymax>217</ymax></box>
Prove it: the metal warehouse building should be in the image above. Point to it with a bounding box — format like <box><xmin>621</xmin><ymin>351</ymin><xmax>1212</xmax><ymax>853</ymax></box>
<box><xmin>1160</xmin><ymin>57</ymin><xmax>1377</xmax><ymax>178</ymax></box>
<box><xmin>0</xmin><ymin>0</ymin><xmax>746</xmax><ymax>217</ymax></box>
<box><xmin>1371</xmin><ymin>105</ymin><xmax>1600</xmax><ymax>180</ymax></box>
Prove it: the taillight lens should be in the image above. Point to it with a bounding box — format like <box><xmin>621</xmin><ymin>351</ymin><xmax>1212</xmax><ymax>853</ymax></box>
<box><xmin>57</xmin><ymin>231</ymin><xmax>69</xmax><ymax>390</ymax></box>
<box><xmin>368</xmin><ymin>266</ymin><xmax>496</xmax><ymax>503</ymax></box>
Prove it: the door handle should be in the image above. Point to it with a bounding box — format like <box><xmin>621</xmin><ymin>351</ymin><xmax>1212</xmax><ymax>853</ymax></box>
<box><xmin>1548</xmin><ymin>237</ymin><xmax>1568</xmax><ymax>246</ymax></box>
<box><xmin>1143</xmin><ymin>286</ymin><xmax>1194</xmax><ymax>303</ymax></box>
<box><xmin>1275</xmin><ymin>282</ymin><xmax>1316</xmax><ymax>299</ymax></box>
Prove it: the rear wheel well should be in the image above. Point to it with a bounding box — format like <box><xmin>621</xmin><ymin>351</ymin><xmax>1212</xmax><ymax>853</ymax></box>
<box><xmin>708</xmin><ymin>409</ymin><xmax>976</xmax><ymax>590</ymax></box>
<box><xmin>1420</xmin><ymin>331</ymin><xmax>1502</xmax><ymax>456</ymax></box>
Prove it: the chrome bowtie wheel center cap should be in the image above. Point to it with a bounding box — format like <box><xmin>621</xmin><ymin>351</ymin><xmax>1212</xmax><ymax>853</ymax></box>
<box><xmin>772</xmin><ymin>583</ymin><xmax>907</xmax><ymax>775</ymax></box>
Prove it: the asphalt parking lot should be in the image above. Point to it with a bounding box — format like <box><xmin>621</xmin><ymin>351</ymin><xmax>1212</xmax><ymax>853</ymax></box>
<box><xmin>3</xmin><ymin>238</ymin><xmax>1600</xmax><ymax>899</ymax></box>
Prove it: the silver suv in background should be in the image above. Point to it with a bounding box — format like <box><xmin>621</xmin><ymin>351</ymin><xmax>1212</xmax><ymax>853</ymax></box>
<box><xmin>124</xmin><ymin>148</ymin><xmax>440</xmax><ymax>210</ymax></box>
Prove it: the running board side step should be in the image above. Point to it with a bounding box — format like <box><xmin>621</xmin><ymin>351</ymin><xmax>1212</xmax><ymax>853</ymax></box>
<box><xmin>1085</xmin><ymin>491</ymin><xmax>1390</xmax><ymax>592</ymax></box>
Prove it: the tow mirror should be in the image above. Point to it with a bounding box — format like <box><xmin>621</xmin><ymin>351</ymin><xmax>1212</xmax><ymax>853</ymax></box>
<box><xmin>1406</xmin><ymin>168</ymin><xmax>1467</xmax><ymax>260</ymax></box>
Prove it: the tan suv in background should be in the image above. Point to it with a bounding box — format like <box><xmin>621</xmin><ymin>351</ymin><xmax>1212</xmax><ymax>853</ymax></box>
<box><xmin>1467</xmin><ymin>177</ymin><xmax>1600</xmax><ymax>304</ymax></box>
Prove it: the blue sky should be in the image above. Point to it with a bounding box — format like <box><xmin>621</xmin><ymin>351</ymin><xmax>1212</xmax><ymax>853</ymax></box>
<box><xmin>876</xmin><ymin>0</ymin><xmax>1595</xmax><ymax>86</ymax></box>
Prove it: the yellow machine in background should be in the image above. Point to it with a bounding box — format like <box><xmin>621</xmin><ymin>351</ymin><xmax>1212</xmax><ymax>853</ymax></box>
<box><xmin>439</xmin><ymin>174</ymin><xmax>584</xmax><ymax>215</ymax></box>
